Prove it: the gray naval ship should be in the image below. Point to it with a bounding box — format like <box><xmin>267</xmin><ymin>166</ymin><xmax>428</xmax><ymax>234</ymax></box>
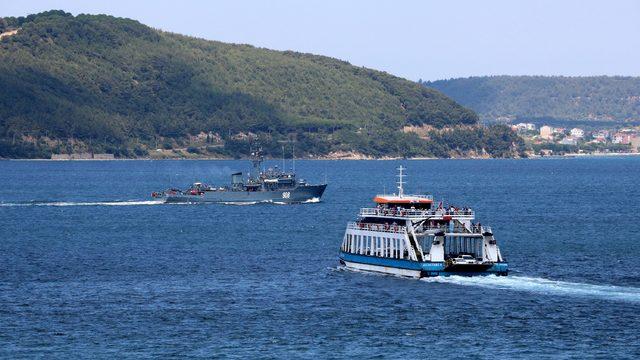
<box><xmin>152</xmin><ymin>151</ymin><xmax>327</xmax><ymax>204</ymax></box>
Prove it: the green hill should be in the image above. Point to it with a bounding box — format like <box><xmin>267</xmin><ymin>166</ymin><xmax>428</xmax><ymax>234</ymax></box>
<box><xmin>0</xmin><ymin>11</ymin><xmax>521</xmax><ymax>158</ymax></box>
<box><xmin>424</xmin><ymin>76</ymin><xmax>640</xmax><ymax>124</ymax></box>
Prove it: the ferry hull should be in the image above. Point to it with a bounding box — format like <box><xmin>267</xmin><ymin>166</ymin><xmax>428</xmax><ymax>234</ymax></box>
<box><xmin>161</xmin><ymin>184</ymin><xmax>326</xmax><ymax>204</ymax></box>
<box><xmin>339</xmin><ymin>252</ymin><xmax>508</xmax><ymax>278</ymax></box>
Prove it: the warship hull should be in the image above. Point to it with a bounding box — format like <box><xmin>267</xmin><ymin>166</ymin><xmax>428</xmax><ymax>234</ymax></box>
<box><xmin>161</xmin><ymin>184</ymin><xmax>326</xmax><ymax>204</ymax></box>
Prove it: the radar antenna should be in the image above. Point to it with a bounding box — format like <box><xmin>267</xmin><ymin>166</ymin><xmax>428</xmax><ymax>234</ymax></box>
<box><xmin>397</xmin><ymin>165</ymin><xmax>405</xmax><ymax>197</ymax></box>
<box><xmin>249</xmin><ymin>146</ymin><xmax>263</xmax><ymax>181</ymax></box>
<box><xmin>282</xmin><ymin>144</ymin><xmax>286</xmax><ymax>171</ymax></box>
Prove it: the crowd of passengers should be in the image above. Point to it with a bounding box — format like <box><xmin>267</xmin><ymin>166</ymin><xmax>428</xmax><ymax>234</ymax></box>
<box><xmin>356</xmin><ymin>221</ymin><xmax>484</xmax><ymax>234</ymax></box>
<box><xmin>374</xmin><ymin>204</ymin><xmax>473</xmax><ymax>216</ymax></box>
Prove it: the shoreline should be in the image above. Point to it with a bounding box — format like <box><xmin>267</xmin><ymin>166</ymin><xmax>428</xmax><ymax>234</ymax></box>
<box><xmin>4</xmin><ymin>152</ymin><xmax>640</xmax><ymax>161</ymax></box>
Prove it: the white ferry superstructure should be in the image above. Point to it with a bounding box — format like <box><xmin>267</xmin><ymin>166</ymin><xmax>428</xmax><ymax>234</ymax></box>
<box><xmin>339</xmin><ymin>166</ymin><xmax>508</xmax><ymax>277</ymax></box>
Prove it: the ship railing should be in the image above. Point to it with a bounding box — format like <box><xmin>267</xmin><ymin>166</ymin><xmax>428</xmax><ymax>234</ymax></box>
<box><xmin>359</xmin><ymin>207</ymin><xmax>474</xmax><ymax>218</ymax></box>
<box><xmin>419</xmin><ymin>225</ymin><xmax>449</xmax><ymax>233</ymax></box>
<box><xmin>347</xmin><ymin>222</ymin><xmax>406</xmax><ymax>234</ymax></box>
<box><xmin>418</xmin><ymin>225</ymin><xmax>493</xmax><ymax>235</ymax></box>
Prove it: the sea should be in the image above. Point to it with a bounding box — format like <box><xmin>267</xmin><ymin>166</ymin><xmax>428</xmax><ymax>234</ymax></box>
<box><xmin>1</xmin><ymin>157</ymin><xmax>639</xmax><ymax>358</ymax></box>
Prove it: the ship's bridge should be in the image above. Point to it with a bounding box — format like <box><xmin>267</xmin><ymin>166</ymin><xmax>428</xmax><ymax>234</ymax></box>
<box><xmin>359</xmin><ymin>206</ymin><xmax>474</xmax><ymax>220</ymax></box>
<box><xmin>373</xmin><ymin>165</ymin><xmax>434</xmax><ymax>209</ymax></box>
<box><xmin>373</xmin><ymin>194</ymin><xmax>433</xmax><ymax>208</ymax></box>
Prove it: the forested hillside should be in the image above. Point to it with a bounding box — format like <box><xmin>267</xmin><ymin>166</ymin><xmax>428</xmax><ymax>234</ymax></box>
<box><xmin>424</xmin><ymin>76</ymin><xmax>640</xmax><ymax>124</ymax></box>
<box><xmin>0</xmin><ymin>11</ymin><xmax>522</xmax><ymax>158</ymax></box>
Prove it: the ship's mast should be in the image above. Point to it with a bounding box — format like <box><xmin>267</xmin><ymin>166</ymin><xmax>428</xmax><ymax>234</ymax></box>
<box><xmin>397</xmin><ymin>165</ymin><xmax>405</xmax><ymax>197</ymax></box>
<box><xmin>282</xmin><ymin>144</ymin><xmax>286</xmax><ymax>171</ymax></box>
<box><xmin>250</xmin><ymin>147</ymin><xmax>263</xmax><ymax>180</ymax></box>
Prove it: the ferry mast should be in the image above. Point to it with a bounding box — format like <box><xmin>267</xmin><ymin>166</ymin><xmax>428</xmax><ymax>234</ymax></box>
<box><xmin>397</xmin><ymin>165</ymin><xmax>405</xmax><ymax>197</ymax></box>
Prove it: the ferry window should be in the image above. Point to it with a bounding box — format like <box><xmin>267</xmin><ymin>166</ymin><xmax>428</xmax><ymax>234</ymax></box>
<box><xmin>346</xmin><ymin>235</ymin><xmax>350</xmax><ymax>253</ymax></box>
<box><xmin>382</xmin><ymin>238</ymin><xmax>386</xmax><ymax>257</ymax></box>
<box><xmin>383</xmin><ymin>238</ymin><xmax>388</xmax><ymax>257</ymax></box>
<box><xmin>372</xmin><ymin>237</ymin><xmax>376</xmax><ymax>255</ymax></box>
<box><xmin>365</xmin><ymin>236</ymin><xmax>369</xmax><ymax>255</ymax></box>
<box><xmin>353</xmin><ymin>235</ymin><xmax>357</xmax><ymax>254</ymax></box>
<box><xmin>383</xmin><ymin>237</ymin><xmax>388</xmax><ymax>257</ymax></box>
<box><xmin>390</xmin><ymin>238</ymin><xmax>393</xmax><ymax>258</ymax></box>
<box><xmin>354</xmin><ymin>235</ymin><xmax>359</xmax><ymax>254</ymax></box>
<box><xmin>392</xmin><ymin>238</ymin><xmax>397</xmax><ymax>258</ymax></box>
<box><xmin>371</xmin><ymin>236</ymin><xmax>375</xmax><ymax>256</ymax></box>
<box><xmin>350</xmin><ymin>235</ymin><xmax>356</xmax><ymax>253</ymax></box>
<box><xmin>369</xmin><ymin>236</ymin><xmax>374</xmax><ymax>255</ymax></box>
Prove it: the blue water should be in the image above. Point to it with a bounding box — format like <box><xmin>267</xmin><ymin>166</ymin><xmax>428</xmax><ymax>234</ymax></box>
<box><xmin>1</xmin><ymin>158</ymin><xmax>639</xmax><ymax>358</ymax></box>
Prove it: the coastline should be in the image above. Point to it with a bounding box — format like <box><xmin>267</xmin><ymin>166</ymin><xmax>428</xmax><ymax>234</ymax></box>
<box><xmin>4</xmin><ymin>152</ymin><xmax>640</xmax><ymax>161</ymax></box>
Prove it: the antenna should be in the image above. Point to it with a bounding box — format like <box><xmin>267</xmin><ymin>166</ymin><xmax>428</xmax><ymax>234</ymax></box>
<box><xmin>282</xmin><ymin>144</ymin><xmax>285</xmax><ymax>171</ymax></box>
<box><xmin>324</xmin><ymin>163</ymin><xmax>328</xmax><ymax>184</ymax></box>
<box><xmin>292</xmin><ymin>143</ymin><xmax>295</xmax><ymax>172</ymax></box>
<box><xmin>397</xmin><ymin>165</ymin><xmax>405</xmax><ymax>197</ymax></box>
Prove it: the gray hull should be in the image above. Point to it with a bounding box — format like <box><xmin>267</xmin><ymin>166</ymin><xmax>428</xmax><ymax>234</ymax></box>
<box><xmin>162</xmin><ymin>184</ymin><xmax>326</xmax><ymax>204</ymax></box>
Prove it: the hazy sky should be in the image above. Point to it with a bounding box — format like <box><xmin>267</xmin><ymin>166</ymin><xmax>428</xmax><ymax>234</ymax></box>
<box><xmin>4</xmin><ymin>0</ymin><xmax>640</xmax><ymax>81</ymax></box>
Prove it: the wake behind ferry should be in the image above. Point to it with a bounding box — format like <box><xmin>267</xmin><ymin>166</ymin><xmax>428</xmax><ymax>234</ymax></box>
<box><xmin>339</xmin><ymin>166</ymin><xmax>508</xmax><ymax>277</ymax></box>
<box><xmin>152</xmin><ymin>150</ymin><xmax>326</xmax><ymax>204</ymax></box>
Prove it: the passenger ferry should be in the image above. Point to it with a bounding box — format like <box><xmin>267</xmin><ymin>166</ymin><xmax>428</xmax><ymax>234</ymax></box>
<box><xmin>339</xmin><ymin>166</ymin><xmax>508</xmax><ymax>277</ymax></box>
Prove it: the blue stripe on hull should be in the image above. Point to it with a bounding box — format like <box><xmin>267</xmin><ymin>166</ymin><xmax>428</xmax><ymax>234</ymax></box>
<box><xmin>339</xmin><ymin>252</ymin><xmax>508</xmax><ymax>277</ymax></box>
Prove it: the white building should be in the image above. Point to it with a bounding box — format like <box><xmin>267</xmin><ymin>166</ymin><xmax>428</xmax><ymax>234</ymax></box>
<box><xmin>539</xmin><ymin>125</ymin><xmax>553</xmax><ymax>140</ymax></box>
<box><xmin>570</xmin><ymin>128</ymin><xmax>584</xmax><ymax>138</ymax></box>
<box><xmin>515</xmin><ymin>123</ymin><xmax>536</xmax><ymax>131</ymax></box>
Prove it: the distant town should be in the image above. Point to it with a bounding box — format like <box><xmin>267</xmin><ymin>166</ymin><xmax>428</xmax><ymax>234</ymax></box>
<box><xmin>511</xmin><ymin>123</ymin><xmax>640</xmax><ymax>156</ymax></box>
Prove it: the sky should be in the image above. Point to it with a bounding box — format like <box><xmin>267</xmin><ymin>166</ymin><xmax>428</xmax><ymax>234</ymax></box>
<box><xmin>3</xmin><ymin>0</ymin><xmax>640</xmax><ymax>81</ymax></box>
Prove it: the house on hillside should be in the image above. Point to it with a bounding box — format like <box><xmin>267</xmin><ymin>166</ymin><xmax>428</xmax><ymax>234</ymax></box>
<box><xmin>515</xmin><ymin>123</ymin><xmax>536</xmax><ymax>132</ymax></box>
<box><xmin>570</xmin><ymin>128</ymin><xmax>584</xmax><ymax>138</ymax></box>
<box><xmin>539</xmin><ymin>125</ymin><xmax>553</xmax><ymax>140</ymax></box>
<box><xmin>559</xmin><ymin>137</ymin><xmax>577</xmax><ymax>146</ymax></box>
<box><xmin>612</xmin><ymin>132</ymin><xmax>634</xmax><ymax>144</ymax></box>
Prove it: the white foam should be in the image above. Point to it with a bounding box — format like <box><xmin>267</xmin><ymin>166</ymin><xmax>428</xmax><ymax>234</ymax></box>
<box><xmin>218</xmin><ymin>197</ymin><xmax>321</xmax><ymax>206</ymax></box>
<box><xmin>421</xmin><ymin>275</ymin><xmax>640</xmax><ymax>303</ymax></box>
<box><xmin>0</xmin><ymin>200</ymin><xmax>164</xmax><ymax>207</ymax></box>
<box><xmin>219</xmin><ymin>201</ymin><xmax>263</xmax><ymax>206</ymax></box>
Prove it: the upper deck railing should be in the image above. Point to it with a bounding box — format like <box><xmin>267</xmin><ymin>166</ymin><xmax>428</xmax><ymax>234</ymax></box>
<box><xmin>359</xmin><ymin>207</ymin><xmax>474</xmax><ymax>219</ymax></box>
<box><xmin>346</xmin><ymin>222</ymin><xmax>407</xmax><ymax>234</ymax></box>
<box><xmin>347</xmin><ymin>221</ymin><xmax>493</xmax><ymax>237</ymax></box>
